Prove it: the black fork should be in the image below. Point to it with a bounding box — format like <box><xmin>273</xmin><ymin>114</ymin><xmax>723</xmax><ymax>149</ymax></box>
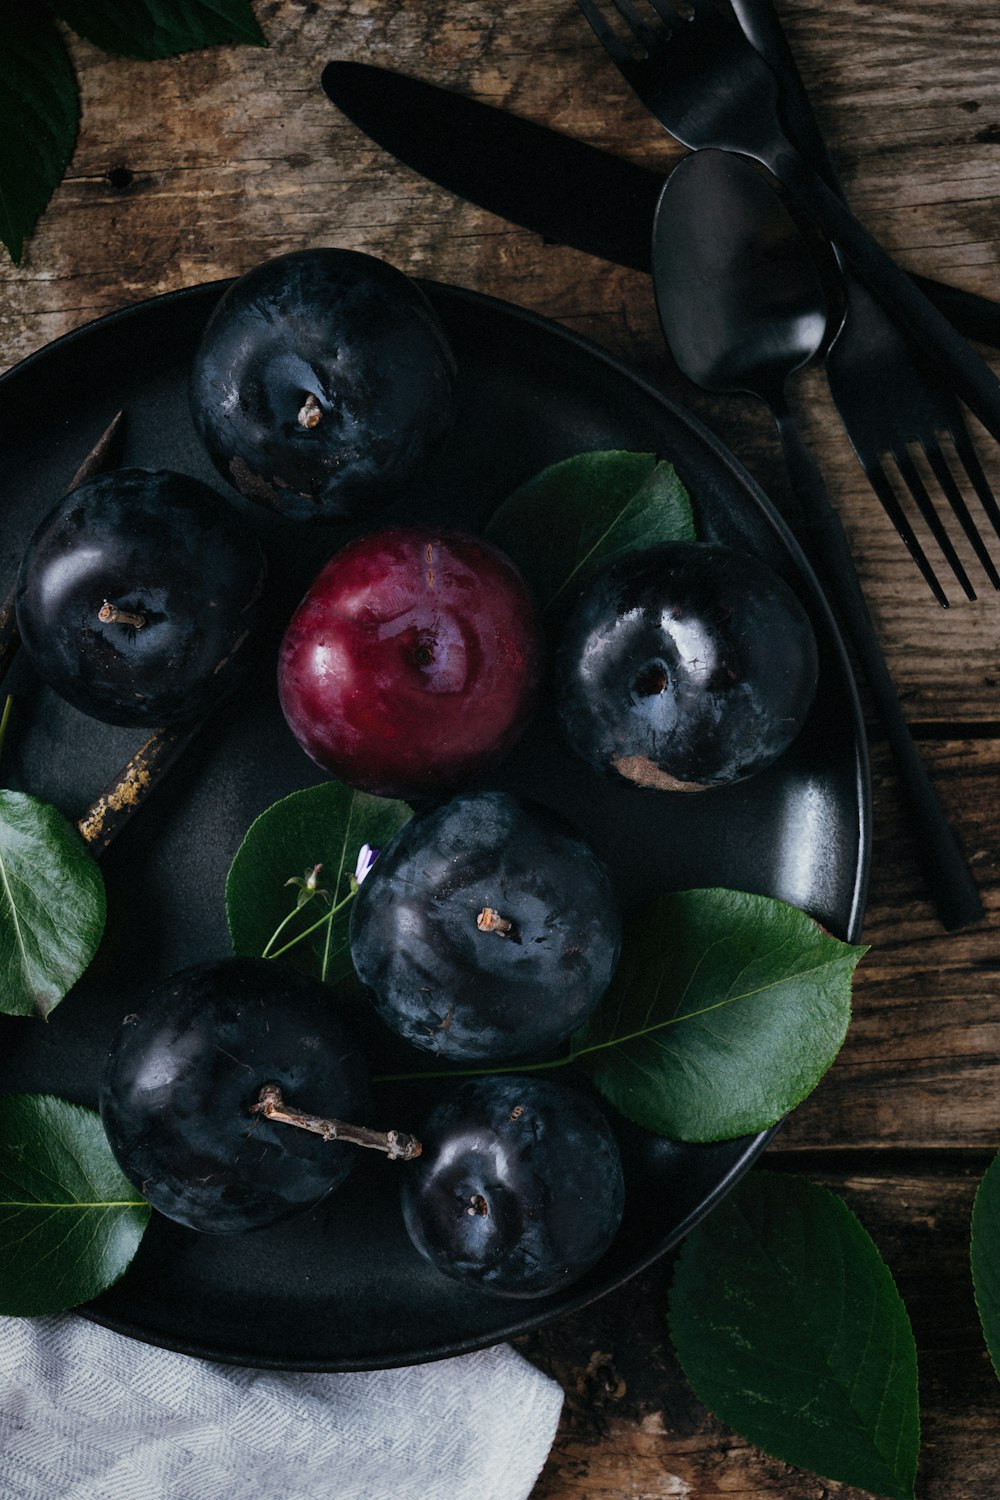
<box><xmin>726</xmin><ymin>0</ymin><xmax>1000</xmax><ymax>606</ymax></box>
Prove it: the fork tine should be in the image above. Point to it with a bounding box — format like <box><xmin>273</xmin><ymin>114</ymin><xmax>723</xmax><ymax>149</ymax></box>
<box><xmin>893</xmin><ymin>447</ymin><xmax>976</xmax><ymax>601</ymax></box>
<box><xmin>606</xmin><ymin>0</ymin><xmax>667</xmax><ymax>52</ymax></box>
<box><xmin>923</xmin><ymin>435</ymin><xmax>1000</xmax><ymax>591</ymax></box>
<box><xmin>863</xmin><ymin>455</ymin><xmax>951</xmax><ymax>607</ymax></box>
<box><xmin>575</xmin><ymin>0</ymin><xmax>635</xmax><ymax>66</ymax></box>
<box><xmin>946</xmin><ymin>419</ymin><xmax>1000</xmax><ymax>544</ymax></box>
<box><xmin>645</xmin><ymin>0</ymin><xmax>683</xmax><ymax>26</ymax></box>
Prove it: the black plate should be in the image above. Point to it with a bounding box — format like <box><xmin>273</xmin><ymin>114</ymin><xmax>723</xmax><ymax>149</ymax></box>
<box><xmin>0</xmin><ymin>281</ymin><xmax>870</xmax><ymax>1370</ymax></box>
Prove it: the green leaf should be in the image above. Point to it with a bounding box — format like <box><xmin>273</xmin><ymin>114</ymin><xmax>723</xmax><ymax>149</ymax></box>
<box><xmin>0</xmin><ymin>790</ymin><xmax>106</xmax><ymax>1019</ymax></box>
<box><xmin>53</xmin><ymin>0</ymin><xmax>266</xmax><ymax>59</ymax></box>
<box><xmin>574</xmin><ymin>888</ymin><xmax>864</xmax><ymax>1141</ymax></box>
<box><xmin>0</xmin><ymin>10</ymin><xmax>79</xmax><ymax>264</ymax></box>
<box><xmin>971</xmin><ymin>1148</ymin><xmax>1000</xmax><ymax>1380</ymax></box>
<box><xmin>483</xmin><ymin>450</ymin><xmax>695</xmax><ymax>620</ymax></box>
<box><xmin>226</xmin><ymin>782</ymin><xmax>410</xmax><ymax>986</ymax></box>
<box><xmin>668</xmin><ymin>1172</ymin><xmax>920</xmax><ymax>1500</ymax></box>
<box><xmin>0</xmin><ymin>1094</ymin><xmax>151</xmax><ymax>1316</ymax></box>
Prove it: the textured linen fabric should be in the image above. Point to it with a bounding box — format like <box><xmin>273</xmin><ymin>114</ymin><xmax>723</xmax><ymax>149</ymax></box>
<box><xmin>0</xmin><ymin>1315</ymin><xmax>563</xmax><ymax>1500</ymax></box>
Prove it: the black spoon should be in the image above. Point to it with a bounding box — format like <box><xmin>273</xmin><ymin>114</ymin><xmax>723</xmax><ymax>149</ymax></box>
<box><xmin>652</xmin><ymin>147</ymin><xmax>982</xmax><ymax>931</ymax></box>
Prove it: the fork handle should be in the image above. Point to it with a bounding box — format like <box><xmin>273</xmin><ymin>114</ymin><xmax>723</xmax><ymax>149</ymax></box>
<box><xmin>775</xmin><ymin>156</ymin><xmax>1000</xmax><ymax>448</ymax></box>
<box><xmin>772</xmin><ymin>401</ymin><xmax>984</xmax><ymax>932</ymax></box>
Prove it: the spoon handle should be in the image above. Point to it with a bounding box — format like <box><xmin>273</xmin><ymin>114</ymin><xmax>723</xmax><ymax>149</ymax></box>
<box><xmin>771</xmin><ymin>401</ymin><xmax>983</xmax><ymax>931</ymax></box>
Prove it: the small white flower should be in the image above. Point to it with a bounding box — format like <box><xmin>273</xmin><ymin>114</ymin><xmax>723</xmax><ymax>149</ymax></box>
<box><xmin>354</xmin><ymin>843</ymin><xmax>379</xmax><ymax>885</ymax></box>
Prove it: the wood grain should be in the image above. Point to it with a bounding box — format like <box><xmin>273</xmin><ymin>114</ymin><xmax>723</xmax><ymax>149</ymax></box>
<box><xmin>1</xmin><ymin>2</ymin><xmax>1000</xmax><ymax>1496</ymax></box>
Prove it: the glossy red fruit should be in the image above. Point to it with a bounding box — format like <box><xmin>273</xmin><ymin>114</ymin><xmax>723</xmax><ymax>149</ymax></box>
<box><xmin>277</xmin><ymin>528</ymin><xmax>544</xmax><ymax>797</ymax></box>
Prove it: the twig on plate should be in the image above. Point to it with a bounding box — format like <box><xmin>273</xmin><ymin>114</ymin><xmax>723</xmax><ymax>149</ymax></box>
<box><xmin>0</xmin><ymin>410</ymin><xmax>127</xmax><ymax>691</ymax></box>
<box><xmin>76</xmin><ymin>719</ymin><xmax>204</xmax><ymax>858</ymax></box>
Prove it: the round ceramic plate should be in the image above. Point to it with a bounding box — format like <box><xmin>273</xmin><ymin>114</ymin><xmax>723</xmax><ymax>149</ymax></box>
<box><xmin>0</xmin><ymin>281</ymin><xmax>870</xmax><ymax>1369</ymax></box>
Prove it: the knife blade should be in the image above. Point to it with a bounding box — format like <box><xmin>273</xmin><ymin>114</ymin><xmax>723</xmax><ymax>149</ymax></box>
<box><xmin>322</xmin><ymin>60</ymin><xmax>1000</xmax><ymax>351</ymax></box>
<box><xmin>322</xmin><ymin>61</ymin><xmax>661</xmax><ymax>274</ymax></box>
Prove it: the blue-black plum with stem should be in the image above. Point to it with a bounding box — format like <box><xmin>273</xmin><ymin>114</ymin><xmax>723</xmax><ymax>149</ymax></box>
<box><xmin>15</xmin><ymin>468</ymin><xmax>266</xmax><ymax>727</ymax></box>
<box><xmin>350</xmin><ymin>790</ymin><xmax>622</xmax><ymax>1063</ymax></box>
<box><xmin>556</xmin><ymin>540</ymin><xmax>819</xmax><ymax>791</ymax></box>
<box><xmin>401</xmin><ymin>1074</ymin><xmax>625</xmax><ymax>1298</ymax></box>
<box><xmin>189</xmin><ymin>248</ymin><xmax>456</xmax><ymax>522</ymax></box>
<box><xmin>99</xmin><ymin>957</ymin><xmax>398</xmax><ymax>1233</ymax></box>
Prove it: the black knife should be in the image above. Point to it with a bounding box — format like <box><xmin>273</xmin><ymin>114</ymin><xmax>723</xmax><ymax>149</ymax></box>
<box><xmin>321</xmin><ymin>60</ymin><xmax>1000</xmax><ymax>351</ymax></box>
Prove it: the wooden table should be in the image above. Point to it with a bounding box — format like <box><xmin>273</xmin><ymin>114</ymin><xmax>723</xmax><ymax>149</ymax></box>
<box><xmin>3</xmin><ymin>3</ymin><xmax>999</xmax><ymax>1495</ymax></box>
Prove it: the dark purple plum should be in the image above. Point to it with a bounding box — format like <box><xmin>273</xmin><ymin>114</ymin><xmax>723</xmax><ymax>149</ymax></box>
<box><xmin>99</xmin><ymin>957</ymin><xmax>371</xmax><ymax>1233</ymax></box>
<box><xmin>15</xmin><ymin>467</ymin><xmax>266</xmax><ymax>727</ymax></box>
<box><xmin>556</xmin><ymin>541</ymin><xmax>819</xmax><ymax>791</ymax></box>
<box><xmin>401</xmin><ymin>1074</ymin><xmax>625</xmax><ymax>1298</ymax></box>
<box><xmin>189</xmin><ymin>248</ymin><xmax>456</xmax><ymax>522</ymax></box>
<box><xmin>349</xmin><ymin>790</ymin><xmax>622</xmax><ymax>1063</ymax></box>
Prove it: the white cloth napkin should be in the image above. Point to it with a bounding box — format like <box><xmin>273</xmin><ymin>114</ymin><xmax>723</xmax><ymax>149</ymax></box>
<box><xmin>0</xmin><ymin>1315</ymin><xmax>563</xmax><ymax>1500</ymax></box>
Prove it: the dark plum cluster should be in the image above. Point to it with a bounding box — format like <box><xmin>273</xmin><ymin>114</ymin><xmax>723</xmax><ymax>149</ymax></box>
<box><xmin>555</xmin><ymin>540</ymin><xmax>818</xmax><ymax>791</ymax></box>
<box><xmin>53</xmin><ymin>246</ymin><xmax>823</xmax><ymax>1307</ymax></box>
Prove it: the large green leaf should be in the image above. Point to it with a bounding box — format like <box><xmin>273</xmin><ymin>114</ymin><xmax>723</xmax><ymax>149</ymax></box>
<box><xmin>0</xmin><ymin>1094</ymin><xmax>150</xmax><ymax>1316</ymax></box>
<box><xmin>574</xmin><ymin>888</ymin><xmax>864</xmax><ymax>1141</ymax></box>
<box><xmin>0</xmin><ymin>790</ymin><xmax>106</xmax><ymax>1019</ymax></box>
<box><xmin>971</xmin><ymin>1148</ymin><xmax>1000</xmax><ymax>1380</ymax></box>
<box><xmin>53</xmin><ymin>0</ymin><xmax>266</xmax><ymax>59</ymax></box>
<box><xmin>668</xmin><ymin>1172</ymin><xmax>920</xmax><ymax>1500</ymax></box>
<box><xmin>226</xmin><ymin>782</ymin><xmax>410</xmax><ymax>986</ymax></box>
<box><xmin>483</xmin><ymin>450</ymin><xmax>695</xmax><ymax>620</ymax></box>
<box><xmin>0</xmin><ymin>10</ymin><xmax>79</xmax><ymax>264</ymax></box>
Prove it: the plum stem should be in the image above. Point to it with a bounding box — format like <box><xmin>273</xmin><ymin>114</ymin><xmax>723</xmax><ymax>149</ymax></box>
<box><xmin>477</xmin><ymin>906</ymin><xmax>514</xmax><ymax>938</ymax></box>
<box><xmin>98</xmin><ymin>600</ymin><xmax>146</xmax><ymax>629</ymax></box>
<box><xmin>297</xmin><ymin>393</ymin><xmax>323</xmax><ymax>429</ymax></box>
<box><xmin>251</xmin><ymin>1084</ymin><xmax>422</xmax><ymax>1161</ymax></box>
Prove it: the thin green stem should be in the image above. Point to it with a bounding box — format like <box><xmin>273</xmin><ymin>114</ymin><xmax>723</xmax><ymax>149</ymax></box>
<box><xmin>261</xmin><ymin>903</ymin><xmax>309</xmax><ymax>960</ymax></box>
<box><xmin>372</xmin><ymin>1051</ymin><xmax>578</xmax><ymax>1087</ymax></box>
<box><xmin>320</xmin><ymin>893</ymin><xmax>337</xmax><ymax>983</ymax></box>
<box><xmin>264</xmin><ymin>890</ymin><xmax>356</xmax><ymax>963</ymax></box>
<box><xmin>0</xmin><ymin>695</ymin><xmax>12</xmax><ymax>769</ymax></box>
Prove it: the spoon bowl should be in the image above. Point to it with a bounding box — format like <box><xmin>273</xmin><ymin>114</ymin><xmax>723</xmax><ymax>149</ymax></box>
<box><xmin>652</xmin><ymin>147</ymin><xmax>837</xmax><ymax>406</ymax></box>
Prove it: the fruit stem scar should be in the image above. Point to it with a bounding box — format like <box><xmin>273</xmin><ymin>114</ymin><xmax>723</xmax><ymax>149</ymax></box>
<box><xmin>477</xmin><ymin>906</ymin><xmax>514</xmax><ymax>938</ymax></box>
<box><xmin>297</xmin><ymin>392</ymin><xmax>323</xmax><ymax>429</ymax></box>
<box><xmin>251</xmin><ymin>1083</ymin><xmax>422</xmax><ymax>1161</ymax></box>
<box><xmin>467</xmin><ymin>1193</ymin><xmax>490</xmax><ymax>1217</ymax></box>
<box><xmin>98</xmin><ymin>600</ymin><xmax>146</xmax><ymax>629</ymax></box>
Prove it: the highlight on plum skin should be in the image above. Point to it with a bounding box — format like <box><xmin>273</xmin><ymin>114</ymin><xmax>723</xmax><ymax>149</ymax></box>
<box><xmin>276</xmin><ymin>527</ymin><xmax>545</xmax><ymax>799</ymax></box>
<box><xmin>400</xmin><ymin>1073</ymin><xmax>626</xmax><ymax>1299</ymax></box>
<box><xmin>556</xmin><ymin>540</ymin><xmax>819</xmax><ymax>792</ymax></box>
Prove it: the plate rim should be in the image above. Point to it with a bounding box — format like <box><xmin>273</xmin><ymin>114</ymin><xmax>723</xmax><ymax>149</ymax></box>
<box><xmin>0</xmin><ymin>277</ymin><xmax>872</xmax><ymax>1369</ymax></box>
